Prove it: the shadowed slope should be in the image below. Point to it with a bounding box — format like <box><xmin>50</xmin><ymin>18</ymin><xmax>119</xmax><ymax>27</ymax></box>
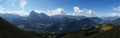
<box><xmin>0</xmin><ymin>17</ymin><xmax>39</xmax><ymax>38</ymax></box>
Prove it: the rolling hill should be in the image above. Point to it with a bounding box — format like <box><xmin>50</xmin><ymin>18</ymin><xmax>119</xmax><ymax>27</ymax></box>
<box><xmin>59</xmin><ymin>23</ymin><xmax>119</xmax><ymax>38</ymax></box>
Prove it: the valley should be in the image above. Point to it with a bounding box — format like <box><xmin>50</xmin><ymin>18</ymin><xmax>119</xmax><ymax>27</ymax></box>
<box><xmin>0</xmin><ymin>11</ymin><xmax>119</xmax><ymax>38</ymax></box>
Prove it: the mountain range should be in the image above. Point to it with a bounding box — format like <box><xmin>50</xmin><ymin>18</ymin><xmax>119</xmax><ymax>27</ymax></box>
<box><xmin>0</xmin><ymin>10</ymin><xmax>119</xmax><ymax>38</ymax></box>
<box><xmin>0</xmin><ymin>10</ymin><xmax>119</xmax><ymax>33</ymax></box>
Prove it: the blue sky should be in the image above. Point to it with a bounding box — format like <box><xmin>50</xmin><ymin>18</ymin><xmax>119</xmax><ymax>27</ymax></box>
<box><xmin>0</xmin><ymin>0</ymin><xmax>120</xmax><ymax>17</ymax></box>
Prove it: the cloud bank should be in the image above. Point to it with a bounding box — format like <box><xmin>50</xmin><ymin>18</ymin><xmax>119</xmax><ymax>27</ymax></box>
<box><xmin>72</xmin><ymin>6</ymin><xmax>96</xmax><ymax>16</ymax></box>
<box><xmin>106</xmin><ymin>6</ymin><xmax>120</xmax><ymax>17</ymax></box>
<box><xmin>47</xmin><ymin>8</ymin><xmax>65</xmax><ymax>16</ymax></box>
<box><xmin>0</xmin><ymin>5</ymin><xmax>28</xmax><ymax>16</ymax></box>
<box><xmin>73</xmin><ymin>6</ymin><xmax>84</xmax><ymax>16</ymax></box>
<box><xmin>0</xmin><ymin>5</ymin><xmax>96</xmax><ymax>17</ymax></box>
<box><xmin>106</xmin><ymin>13</ymin><xmax>118</xmax><ymax>17</ymax></box>
<box><xmin>84</xmin><ymin>9</ymin><xmax>96</xmax><ymax>16</ymax></box>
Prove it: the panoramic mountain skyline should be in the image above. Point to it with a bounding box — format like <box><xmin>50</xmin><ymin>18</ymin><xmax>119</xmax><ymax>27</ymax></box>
<box><xmin>0</xmin><ymin>0</ymin><xmax>120</xmax><ymax>17</ymax></box>
<box><xmin>0</xmin><ymin>0</ymin><xmax>119</xmax><ymax>38</ymax></box>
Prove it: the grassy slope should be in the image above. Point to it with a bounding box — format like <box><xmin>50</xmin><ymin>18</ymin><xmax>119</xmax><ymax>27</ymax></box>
<box><xmin>86</xmin><ymin>27</ymin><xmax>119</xmax><ymax>38</ymax></box>
<box><xmin>59</xmin><ymin>26</ymin><xmax>119</xmax><ymax>38</ymax></box>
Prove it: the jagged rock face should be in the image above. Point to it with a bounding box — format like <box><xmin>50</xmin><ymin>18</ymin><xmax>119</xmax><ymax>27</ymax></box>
<box><xmin>29</xmin><ymin>11</ymin><xmax>49</xmax><ymax>19</ymax></box>
<box><xmin>29</xmin><ymin>11</ymin><xmax>50</xmax><ymax>23</ymax></box>
<box><xmin>29</xmin><ymin>11</ymin><xmax>40</xmax><ymax>18</ymax></box>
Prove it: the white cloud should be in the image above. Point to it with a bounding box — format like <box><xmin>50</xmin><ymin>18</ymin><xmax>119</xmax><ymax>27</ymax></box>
<box><xmin>106</xmin><ymin>6</ymin><xmax>120</xmax><ymax>17</ymax></box>
<box><xmin>72</xmin><ymin>6</ymin><xmax>96</xmax><ymax>16</ymax></box>
<box><xmin>0</xmin><ymin>5</ymin><xmax>28</xmax><ymax>16</ymax></box>
<box><xmin>106</xmin><ymin>13</ymin><xmax>118</xmax><ymax>17</ymax></box>
<box><xmin>73</xmin><ymin>6</ymin><xmax>84</xmax><ymax>16</ymax></box>
<box><xmin>106</xmin><ymin>13</ymin><xmax>120</xmax><ymax>17</ymax></box>
<box><xmin>113</xmin><ymin>6</ymin><xmax>120</xmax><ymax>12</ymax></box>
<box><xmin>84</xmin><ymin>9</ymin><xmax>96</xmax><ymax>16</ymax></box>
<box><xmin>0</xmin><ymin>5</ymin><xmax>5</xmax><ymax>12</ymax></box>
<box><xmin>47</xmin><ymin>8</ymin><xmax>65</xmax><ymax>16</ymax></box>
<box><xmin>6</xmin><ymin>10</ymin><xmax>29</xmax><ymax>16</ymax></box>
<box><xmin>0</xmin><ymin>5</ymin><xmax>96</xmax><ymax>17</ymax></box>
<box><xmin>20</xmin><ymin>0</ymin><xmax>27</xmax><ymax>9</ymax></box>
<box><xmin>0</xmin><ymin>10</ymin><xmax>29</xmax><ymax>16</ymax></box>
